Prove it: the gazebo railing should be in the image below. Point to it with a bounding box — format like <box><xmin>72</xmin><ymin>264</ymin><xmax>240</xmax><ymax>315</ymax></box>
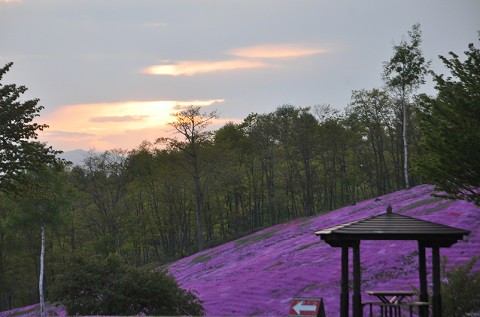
<box><xmin>362</xmin><ymin>300</ymin><xmax>430</xmax><ymax>317</ymax></box>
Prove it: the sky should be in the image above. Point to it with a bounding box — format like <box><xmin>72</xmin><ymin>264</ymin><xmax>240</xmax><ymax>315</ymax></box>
<box><xmin>1</xmin><ymin>0</ymin><xmax>479</xmax><ymax>151</ymax></box>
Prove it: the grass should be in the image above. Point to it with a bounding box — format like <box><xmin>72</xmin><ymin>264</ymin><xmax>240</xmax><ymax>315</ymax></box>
<box><xmin>10</xmin><ymin>307</ymin><xmax>38</xmax><ymax>316</ymax></box>
<box><xmin>423</xmin><ymin>200</ymin><xmax>456</xmax><ymax>214</ymax></box>
<box><xmin>265</xmin><ymin>261</ymin><xmax>284</xmax><ymax>270</ymax></box>
<box><xmin>234</xmin><ymin>228</ymin><xmax>284</xmax><ymax>246</ymax></box>
<box><xmin>301</xmin><ymin>284</ymin><xmax>318</xmax><ymax>292</ymax></box>
<box><xmin>401</xmin><ymin>197</ymin><xmax>444</xmax><ymax>211</ymax></box>
<box><xmin>191</xmin><ymin>252</ymin><xmax>212</xmax><ymax>263</ymax></box>
<box><xmin>296</xmin><ymin>241</ymin><xmax>320</xmax><ymax>251</ymax></box>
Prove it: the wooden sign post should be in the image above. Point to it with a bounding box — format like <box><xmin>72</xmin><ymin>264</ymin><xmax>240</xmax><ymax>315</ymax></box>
<box><xmin>289</xmin><ymin>297</ymin><xmax>326</xmax><ymax>317</ymax></box>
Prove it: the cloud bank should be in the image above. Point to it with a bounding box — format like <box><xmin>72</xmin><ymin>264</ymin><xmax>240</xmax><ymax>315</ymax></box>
<box><xmin>144</xmin><ymin>44</ymin><xmax>326</xmax><ymax>76</ymax></box>
<box><xmin>229</xmin><ymin>44</ymin><xmax>326</xmax><ymax>59</ymax></box>
<box><xmin>144</xmin><ymin>60</ymin><xmax>269</xmax><ymax>76</ymax></box>
<box><xmin>40</xmin><ymin>99</ymin><xmax>226</xmax><ymax>151</ymax></box>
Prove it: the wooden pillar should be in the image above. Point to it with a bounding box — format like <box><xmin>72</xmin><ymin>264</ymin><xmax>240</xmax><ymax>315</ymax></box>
<box><xmin>352</xmin><ymin>243</ymin><xmax>362</xmax><ymax>317</ymax></box>
<box><xmin>340</xmin><ymin>246</ymin><xmax>349</xmax><ymax>317</ymax></box>
<box><xmin>432</xmin><ymin>246</ymin><xmax>442</xmax><ymax>317</ymax></box>
<box><xmin>418</xmin><ymin>242</ymin><xmax>428</xmax><ymax>317</ymax></box>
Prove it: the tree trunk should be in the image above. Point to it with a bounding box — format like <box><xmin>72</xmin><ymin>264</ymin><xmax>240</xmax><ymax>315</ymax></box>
<box><xmin>194</xmin><ymin>171</ymin><xmax>205</xmax><ymax>250</ymax></box>
<box><xmin>39</xmin><ymin>222</ymin><xmax>45</xmax><ymax>317</ymax></box>
<box><xmin>402</xmin><ymin>90</ymin><xmax>410</xmax><ymax>189</ymax></box>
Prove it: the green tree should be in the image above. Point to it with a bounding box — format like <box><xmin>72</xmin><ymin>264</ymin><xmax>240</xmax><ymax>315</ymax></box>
<box><xmin>347</xmin><ymin>89</ymin><xmax>393</xmax><ymax>196</ymax></box>
<box><xmin>0</xmin><ymin>62</ymin><xmax>59</xmax><ymax>193</ymax></box>
<box><xmin>317</xmin><ymin>114</ymin><xmax>352</xmax><ymax>210</ymax></box>
<box><xmin>441</xmin><ymin>257</ymin><xmax>480</xmax><ymax>317</ymax></box>
<box><xmin>383</xmin><ymin>24</ymin><xmax>430</xmax><ymax>189</ymax></box>
<box><xmin>0</xmin><ymin>62</ymin><xmax>63</xmax><ymax>315</ymax></box>
<box><xmin>70</xmin><ymin>150</ymin><xmax>129</xmax><ymax>255</ymax></box>
<box><xmin>417</xmin><ymin>36</ymin><xmax>480</xmax><ymax>204</ymax></box>
<box><xmin>125</xmin><ymin>142</ymin><xmax>195</xmax><ymax>262</ymax></box>
<box><xmin>214</xmin><ymin>123</ymin><xmax>250</xmax><ymax>238</ymax></box>
<box><xmin>54</xmin><ymin>254</ymin><xmax>204</xmax><ymax>316</ymax></box>
<box><xmin>15</xmin><ymin>165</ymin><xmax>70</xmax><ymax>317</ymax></box>
<box><xmin>242</xmin><ymin>113</ymin><xmax>279</xmax><ymax>225</ymax></box>
<box><xmin>159</xmin><ymin>106</ymin><xmax>218</xmax><ymax>250</ymax></box>
<box><xmin>274</xmin><ymin>105</ymin><xmax>320</xmax><ymax>216</ymax></box>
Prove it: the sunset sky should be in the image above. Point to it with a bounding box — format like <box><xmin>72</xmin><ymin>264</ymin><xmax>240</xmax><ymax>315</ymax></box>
<box><xmin>1</xmin><ymin>0</ymin><xmax>479</xmax><ymax>151</ymax></box>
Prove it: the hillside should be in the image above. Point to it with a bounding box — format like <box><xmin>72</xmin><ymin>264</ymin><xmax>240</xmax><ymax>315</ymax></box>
<box><xmin>168</xmin><ymin>184</ymin><xmax>480</xmax><ymax>316</ymax></box>
<box><xmin>1</xmin><ymin>184</ymin><xmax>479</xmax><ymax>316</ymax></box>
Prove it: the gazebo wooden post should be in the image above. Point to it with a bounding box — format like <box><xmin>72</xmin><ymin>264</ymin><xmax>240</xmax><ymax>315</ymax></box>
<box><xmin>432</xmin><ymin>246</ymin><xmax>442</xmax><ymax>317</ymax></box>
<box><xmin>352</xmin><ymin>242</ymin><xmax>362</xmax><ymax>317</ymax></box>
<box><xmin>418</xmin><ymin>241</ymin><xmax>428</xmax><ymax>317</ymax></box>
<box><xmin>340</xmin><ymin>246</ymin><xmax>349</xmax><ymax>317</ymax></box>
<box><xmin>316</xmin><ymin>211</ymin><xmax>469</xmax><ymax>317</ymax></box>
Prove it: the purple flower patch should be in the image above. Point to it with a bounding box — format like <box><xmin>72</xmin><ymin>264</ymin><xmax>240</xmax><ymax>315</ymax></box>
<box><xmin>169</xmin><ymin>185</ymin><xmax>480</xmax><ymax>316</ymax></box>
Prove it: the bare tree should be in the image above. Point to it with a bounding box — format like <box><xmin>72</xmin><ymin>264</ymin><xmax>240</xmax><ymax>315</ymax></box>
<box><xmin>158</xmin><ymin>106</ymin><xmax>218</xmax><ymax>250</ymax></box>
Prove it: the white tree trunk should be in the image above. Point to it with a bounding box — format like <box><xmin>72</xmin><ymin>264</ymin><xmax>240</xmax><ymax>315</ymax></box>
<box><xmin>402</xmin><ymin>93</ymin><xmax>410</xmax><ymax>189</ymax></box>
<box><xmin>39</xmin><ymin>222</ymin><xmax>46</xmax><ymax>317</ymax></box>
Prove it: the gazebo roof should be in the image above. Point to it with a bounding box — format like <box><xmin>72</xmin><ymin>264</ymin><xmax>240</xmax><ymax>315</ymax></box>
<box><xmin>316</xmin><ymin>212</ymin><xmax>470</xmax><ymax>247</ymax></box>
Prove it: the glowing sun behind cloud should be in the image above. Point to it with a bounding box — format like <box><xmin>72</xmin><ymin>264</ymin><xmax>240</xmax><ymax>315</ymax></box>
<box><xmin>40</xmin><ymin>99</ymin><xmax>225</xmax><ymax>151</ymax></box>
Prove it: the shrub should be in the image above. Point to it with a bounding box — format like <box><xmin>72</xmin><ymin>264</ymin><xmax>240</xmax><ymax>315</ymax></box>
<box><xmin>441</xmin><ymin>256</ymin><xmax>480</xmax><ymax>317</ymax></box>
<box><xmin>52</xmin><ymin>254</ymin><xmax>204</xmax><ymax>316</ymax></box>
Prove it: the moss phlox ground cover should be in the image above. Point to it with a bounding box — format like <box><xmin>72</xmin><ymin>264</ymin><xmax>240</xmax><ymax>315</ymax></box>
<box><xmin>1</xmin><ymin>185</ymin><xmax>479</xmax><ymax>316</ymax></box>
<box><xmin>168</xmin><ymin>185</ymin><xmax>480</xmax><ymax>316</ymax></box>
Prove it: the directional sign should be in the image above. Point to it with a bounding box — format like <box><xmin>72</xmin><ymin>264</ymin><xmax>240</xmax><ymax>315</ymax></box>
<box><xmin>289</xmin><ymin>298</ymin><xmax>325</xmax><ymax>317</ymax></box>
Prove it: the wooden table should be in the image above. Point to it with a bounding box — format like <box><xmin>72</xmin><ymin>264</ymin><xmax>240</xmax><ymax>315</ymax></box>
<box><xmin>365</xmin><ymin>291</ymin><xmax>415</xmax><ymax>317</ymax></box>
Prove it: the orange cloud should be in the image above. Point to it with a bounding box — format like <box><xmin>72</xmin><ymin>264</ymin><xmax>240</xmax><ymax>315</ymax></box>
<box><xmin>90</xmin><ymin>115</ymin><xmax>149</xmax><ymax>123</ymax></box>
<box><xmin>0</xmin><ymin>0</ymin><xmax>21</xmax><ymax>3</ymax></box>
<box><xmin>143</xmin><ymin>60</ymin><xmax>269</xmax><ymax>76</ymax></box>
<box><xmin>143</xmin><ymin>44</ymin><xmax>325</xmax><ymax>76</ymax></box>
<box><xmin>99</xmin><ymin>117</ymin><xmax>242</xmax><ymax>150</ymax></box>
<box><xmin>39</xmin><ymin>99</ymin><xmax>225</xmax><ymax>151</ymax></box>
<box><xmin>229</xmin><ymin>44</ymin><xmax>326</xmax><ymax>59</ymax></box>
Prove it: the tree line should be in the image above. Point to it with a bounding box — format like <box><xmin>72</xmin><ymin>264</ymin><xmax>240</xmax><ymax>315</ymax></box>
<box><xmin>0</xmin><ymin>25</ymin><xmax>478</xmax><ymax>312</ymax></box>
<box><xmin>0</xmin><ymin>76</ymin><xmax>425</xmax><ymax>309</ymax></box>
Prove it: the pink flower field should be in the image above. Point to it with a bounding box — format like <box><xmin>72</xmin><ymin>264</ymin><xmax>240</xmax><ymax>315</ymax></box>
<box><xmin>168</xmin><ymin>185</ymin><xmax>480</xmax><ymax>316</ymax></box>
<box><xmin>1</xmin><ymin>185</ymin><xmax>479</xmax><ymax>316</ymax></box>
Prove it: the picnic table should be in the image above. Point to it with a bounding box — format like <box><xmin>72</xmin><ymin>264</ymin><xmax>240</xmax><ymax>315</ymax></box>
<box><xmin>364</xmin><ymin>290</ymin><xmax>415</xmax><ymax>317</ymax></box>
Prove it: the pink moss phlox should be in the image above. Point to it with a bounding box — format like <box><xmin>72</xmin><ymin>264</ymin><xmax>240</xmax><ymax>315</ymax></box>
<box><xmin>4</xmin><ymin>185</ymin><xmax>478</xmax><ymax>316</ymax></box>
<box><xmin>169</xmin><ymin>185</ymin><xmax>480</xmax><ymax>316</ymax></box>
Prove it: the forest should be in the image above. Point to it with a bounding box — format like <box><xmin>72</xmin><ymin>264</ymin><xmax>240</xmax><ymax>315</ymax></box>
<box><xmin>0</xmin><ymin>25</ymin><xmax>478</xmax><ymax>313</ymax></box>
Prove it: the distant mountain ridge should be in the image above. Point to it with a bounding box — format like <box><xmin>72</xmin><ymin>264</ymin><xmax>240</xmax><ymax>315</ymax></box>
<box><xmin>1</xmin><ymin>185</ymin><xmax>479</xmax><ymax>316</ymax></box>
<box><xmin>57</xmin><ymin>149</ymin><xmax>94</xmax><ymax>166</ymax></box>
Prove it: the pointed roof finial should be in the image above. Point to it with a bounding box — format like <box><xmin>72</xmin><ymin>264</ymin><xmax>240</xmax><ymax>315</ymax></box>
<box><xmin>386</xmin><ymin>204</ymin><xmax>393</xmax><ymax>214</ymax></box>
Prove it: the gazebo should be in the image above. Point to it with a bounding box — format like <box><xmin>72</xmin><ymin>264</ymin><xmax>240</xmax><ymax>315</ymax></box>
<box><xmin>315</xmin><ymin>207</ymin><xmax>470</xmax><ymax>317</ymax></box>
